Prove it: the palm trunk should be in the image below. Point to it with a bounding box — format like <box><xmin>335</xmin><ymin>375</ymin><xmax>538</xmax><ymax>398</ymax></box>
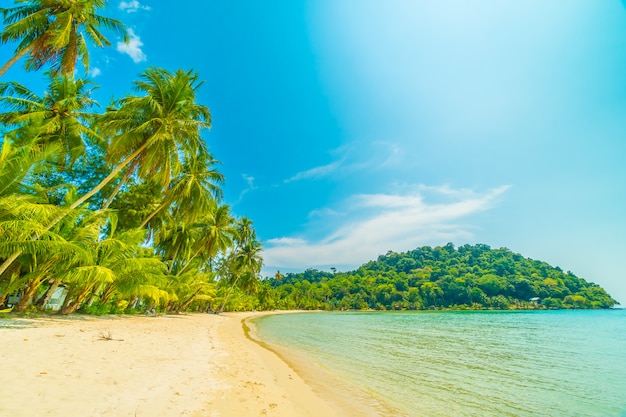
<box><xmin>0</xmin><ymin>142</ymin><xmax>149</xmax><ymax>278</ymax></box>
<box><xmin>219</xmin><ymin>275</ymin><xmax>241</xmax><ymax>312</ymax></box>
<box><xmin>35</xmin><ymin>278</ymin><xmax>61</xmax><ymax>308</ymax></box>
<box><xmin>176</xmin><ymin>288</ymin><xmax>201</xmax><ymax>313</ymax></box>
<box><xmin>126</xmin><ymin>295</ymin><xmax>139</xmax><ymax>311</ymax></box>
<box><xmin>139</xmin><ymin>201</ymin><xmax>166</xmax><ymax>229</ymax></box>
<box><xmin>99</xmin><ymin>283</ymin><xmax>116</xmax><ymax>305</ymax></box>
<box><xmin>101</xmin><ymin>158</ymin><xmax>140</xmax><ymax>209</ymax></box>
<box><xmin>172</xmin><ymin>245</ymin><xmax>207</xmax><ymax>278</ymax></box>
<box><xmin>0</xmin><ymin>44</ymin><xmax>34</xmax><ymax>79</ymax></box>
<box><xmin>60</xmin><ymin>283</ymin><xmax>96</xmax><ymax>315</ymax></box>
<box><xmin>16</xmin><ymin>277</ymin><xmax>43</xmax><ymax>312</ymax></box>
<box><xmin>167</xmin><ymin>243</ymin><xmax>183</xmax><ymax>274</ymax></box>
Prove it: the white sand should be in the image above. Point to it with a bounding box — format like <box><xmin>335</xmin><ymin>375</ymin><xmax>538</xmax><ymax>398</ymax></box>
<box><xmin>0</xmin><ymin>312</ymin><xmax>363</xmax><ymax>417</ymax></box>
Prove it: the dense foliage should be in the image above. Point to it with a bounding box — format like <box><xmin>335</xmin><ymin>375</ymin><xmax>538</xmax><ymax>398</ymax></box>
<box><xmin>259</xmin><ymin>244</ymin><xmax>617</xmax><ymax>310</ymax></box>
<box><xmin>0</xmin><ymin>0</ymin><xmax>263</xmax><ymax>316</ymax></box>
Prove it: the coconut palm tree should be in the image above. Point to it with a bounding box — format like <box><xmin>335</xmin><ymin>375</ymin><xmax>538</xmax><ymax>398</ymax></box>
<box><xmin>137</xmin><ymin>153</ymin><xmax>224</xmax><ymax>227</ymax></box>
<box><xmin>58</xmin><ymin>222</ymin><xmax>164</xmax><ymax>314</ymax></box>
<box><xmin>0</xmin><ymin>0</ymin><xmax>127</xmax><ymax>78</ymax></box>
<box><xmin>97</xmin><ymin>245</ymin><xmax>165</xmax><ymax>306</ymax></box>
<box><xmin>11</xmin><ymin>204</ymin><xmax>98</xmax><ymax>312</ymax></box>
<box><xmin>169</xmin><ymin>202</ymin><xmax>235</xmax><ymax>274</ymax></box>
<box><xmin>219</xmin><ymin>237</ymin><xmax>263</xmax><ymax>312</ymax></box>
<box><xmin>0</xmin><ymin>74</ymin><xmax>102</xmax><ymax>277</ymax></box>
<box><xmin>0</xmin><ymin>75</ymin><xmax>101</xmax><ymax>167</ymax></box>
<box><xmin>0</xmin><ymin>140</ymin><xmax>53</xmax><ymax>305</ymax></box>
<box><xmin>0</xmin><ymin>67</ymin><xmax>212</xmax><ymax>278</ymax></box>
<box><xmin>99</xmin><ymin>67</ymin><xmax>212</xmax><ymax>205</ymax></box>
<box><xmin>166</xmin><ymin>268</ymin><xmax>216</xmax><ymax>313</ymax></box>
<box><xmin>234</xmin><ymin>216</ymin><xmax>256</xmax><ymax>249</ymax></box>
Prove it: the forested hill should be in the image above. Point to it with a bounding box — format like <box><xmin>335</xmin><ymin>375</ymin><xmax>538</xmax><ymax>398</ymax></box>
<box><xmin>268</xmin><ymin>244</ymin><xmax>618</xmax><ymax>310</ymax></box>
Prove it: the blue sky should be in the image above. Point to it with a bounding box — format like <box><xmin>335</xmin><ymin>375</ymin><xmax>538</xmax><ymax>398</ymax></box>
<box><xmin>2</xmin><ymin>1</ymin><xmax>625</xmax><ymax>303</ymax></box>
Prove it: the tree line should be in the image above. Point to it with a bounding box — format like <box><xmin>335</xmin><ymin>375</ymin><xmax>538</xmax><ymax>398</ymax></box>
<box><xmin>255</xmin><ymin>244</ymin><xmax>617</xmax><ymax>311</ymax></box>
<box><xmin>0</xmin><ymin>0</ymin><xmax>263</xmax><ymax>315</ymax></box>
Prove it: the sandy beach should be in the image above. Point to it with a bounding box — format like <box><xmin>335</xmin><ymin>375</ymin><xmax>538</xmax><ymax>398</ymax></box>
<box><xmin>0</xmin><ymin>312</ymin><xmax>350</xmax><ymax>417</ymax></box>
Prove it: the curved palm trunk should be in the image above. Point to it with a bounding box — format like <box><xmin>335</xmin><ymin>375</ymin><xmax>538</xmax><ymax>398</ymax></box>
<box><xmin>139</xmin><ymin>201</ymin><xmax>166</xmax><ymax>229</ymax></box>
<box><xmin>172</xmin><ymin>245</ymin><xmax>211</xmax><ymax>278</ymax></box>
<box><xmin>16</xmin><ymin>277</ymin><xmax>44</xmax><ymax>312</ymax></box>
<box><xmin>0</xmin><ymin>44</ymin><xmax>34</xmax><ymax>79</ymax></box>
<box><xmin>101</xmin><ymin>158</ymin><xmax>140</xmax><ymax>209</ymax></box>
<box><xmin>60</xmin><ymin>283</ymin><xmax>96</xmax><ymax>315</ymax></box>
<box><xmin>0</xmin><ymin>142</ymin><xmax>149</xmax><ymax>278</ymax></box>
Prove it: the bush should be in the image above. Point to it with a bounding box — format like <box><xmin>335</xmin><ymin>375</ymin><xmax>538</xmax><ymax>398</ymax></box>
<box><xmin>80</xmin><ymin>302</ymin><xmax>111</xmax><ymax>316</ymax></box>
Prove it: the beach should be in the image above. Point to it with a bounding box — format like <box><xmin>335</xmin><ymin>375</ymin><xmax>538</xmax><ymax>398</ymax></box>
<box><xmin>0</xmin><ymin>312</ymin><xmax>346</xmax><ymax>417</ymax></box>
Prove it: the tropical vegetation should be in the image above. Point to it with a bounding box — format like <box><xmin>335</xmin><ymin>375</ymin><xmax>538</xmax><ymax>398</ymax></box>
<box><xmin>258</xmin><ymin>244</ymin><xmax>618</xmax><ymax>311</ymax></box>
<box><xmin>0</xmin><ymin>0</ymin><xmax>263</xmax><ymax>315</ymax></box>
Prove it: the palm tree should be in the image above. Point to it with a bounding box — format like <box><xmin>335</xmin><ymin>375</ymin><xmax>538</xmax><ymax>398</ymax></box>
<box><xmin>97</xmin><ymin>245</ymin><xmax>165</xmax><ymax>306</ymax></box>
<box><xmin>137</xmin><ymin>153</ymin><xmax>224</xmax><ymax>227</ymax></box>
<box><xmin>234</xmin><ymin>216</ymin><xmax>256</xmax><ymax>249</ymax></box>
<box><xmin>182</xmin><ymin>202</ymin><xmax>235</xmax><ymax>272</ymax></box>
<box><xmin>0</xmin><ymin>74</ymin><xmax>101</xmax><ymax>278</ymax></box>
<box><xmin>58</xmin><ymin>223</ymin><xmax>163</xmax><ymax>314</ymax></box>
<box><xmin>0</xmin><ymin>75</ymin><xmax>101</xmax><ymax>167</ymax></box>
<box><xmin>219</xmin><ymin>238</ymin><xmax>263</xmax><ymax>311</ymax></box>
<box><xmin>166</xmin><ymin>268</ymin><xmax>215</xmax><ymax>313</ymax></box>
<box><xmin>153</xmin><ymin>201</ymin><xmax>234</xmax><ymax>277</ymax></box>
<box><xmin>0</xmin><ymin>0</ymin><xmax>127</xmax><ymax>78</ymax></box>
<box><xmin>99</xmin><ymin>67</ymin><xmax>212</xmax><ymax>205</ymax></box>
<box><xmin>11</xmin><ymin>204</ymin><xmax>98</xmax><ymax>312</ymax></box>
<box><xmin>0</xmin><ymin>67</ymin><xmax>212</xmax><ymax>278</ymax></box>
<box><xmin>0</xmin><ymin>140</ymin><xmax>52</xmax><ymax>306</ymax></box>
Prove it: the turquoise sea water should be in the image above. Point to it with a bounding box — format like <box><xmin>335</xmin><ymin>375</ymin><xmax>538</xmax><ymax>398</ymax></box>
<box><xmin>253</xmin><ymin>310</ymin><xmax>626</xmax><ymax>417</ymax></box>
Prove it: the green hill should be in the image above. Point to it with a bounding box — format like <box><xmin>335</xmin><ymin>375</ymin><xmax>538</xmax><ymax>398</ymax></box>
<box><xmin>267</xmin><ymin>243</ymin><xmax>618</xmax><ymax>310</ymax></box>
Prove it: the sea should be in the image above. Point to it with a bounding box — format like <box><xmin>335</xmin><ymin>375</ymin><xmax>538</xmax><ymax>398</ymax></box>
<box><xmin>252</xmin><ymin>310</ymin><xmax>626</xmax><ymax>417</ymax></box>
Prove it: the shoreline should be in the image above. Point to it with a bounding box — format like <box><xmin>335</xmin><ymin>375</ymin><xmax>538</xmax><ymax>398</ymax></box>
<box><xmin>0</xmin><ymin>311</ymin><xmax>393</xmax><ymax>417</ymax></box>
<box><xmin>243</xmin><ymin>311</ymin><xmax>408</xmax><ymax>417</ymax></box>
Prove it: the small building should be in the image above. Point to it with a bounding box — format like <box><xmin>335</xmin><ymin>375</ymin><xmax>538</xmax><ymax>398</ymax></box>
<box><xmin>45</xmin><ymin>287</ymin><xmax>68</xmax><ymax>311</ymax></box>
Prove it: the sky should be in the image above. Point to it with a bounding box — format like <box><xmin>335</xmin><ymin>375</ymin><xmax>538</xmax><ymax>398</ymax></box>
<box><xmin>1</xmin><ymin>0</ymin><xmax>625</xmax><ymax>304</ymax></box>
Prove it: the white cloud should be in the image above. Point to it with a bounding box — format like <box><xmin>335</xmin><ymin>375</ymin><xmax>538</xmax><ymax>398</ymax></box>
<box><xmin>116</xmin><ymin>29</ymin><xmax>147</xmax><ymax>63</ymax></box>
<box><xmin>119</xmin><ymin>0</ymin><xmax>151</xmax><ymax>13</ymax></box>
<box><xmin>235</xmin><ymin>174</ymin><xmax>258</xmax><ymax>203</ymax></box>
<box><xmin>262</xmin><ymin>184</ymin><xmax>510</xmax><ymax>273</ymax></box>
<box><xmin>284</xmin><ymin>160</ymin><xmax>342</xmax><ymax>183</ymax></box>
<box><xmin>266</xmin><ymin>237</ymin><xmax>308</xmax><ymax>246</ymax></box>
<box><xmin>90</xmin><ymin>67</ymin><xmax>102</xmax><ymax>77</ymax></box>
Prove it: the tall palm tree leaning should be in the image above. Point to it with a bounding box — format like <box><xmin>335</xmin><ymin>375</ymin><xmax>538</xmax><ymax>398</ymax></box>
<box><xmin>0</xmin><ymin>0</ymin><xmax>127</xmax><ymax>78</ymax></box>
<box><xmin>0</xmin><ymin>67</ymin><xmax>212</xmax><ymax>278</ymax></box>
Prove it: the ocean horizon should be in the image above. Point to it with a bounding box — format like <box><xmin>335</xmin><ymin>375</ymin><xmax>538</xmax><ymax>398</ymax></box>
<box><xmin>253</xmin><ymin>309</ymin><xmax>626</xmax><ymax>417</ymax></box>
